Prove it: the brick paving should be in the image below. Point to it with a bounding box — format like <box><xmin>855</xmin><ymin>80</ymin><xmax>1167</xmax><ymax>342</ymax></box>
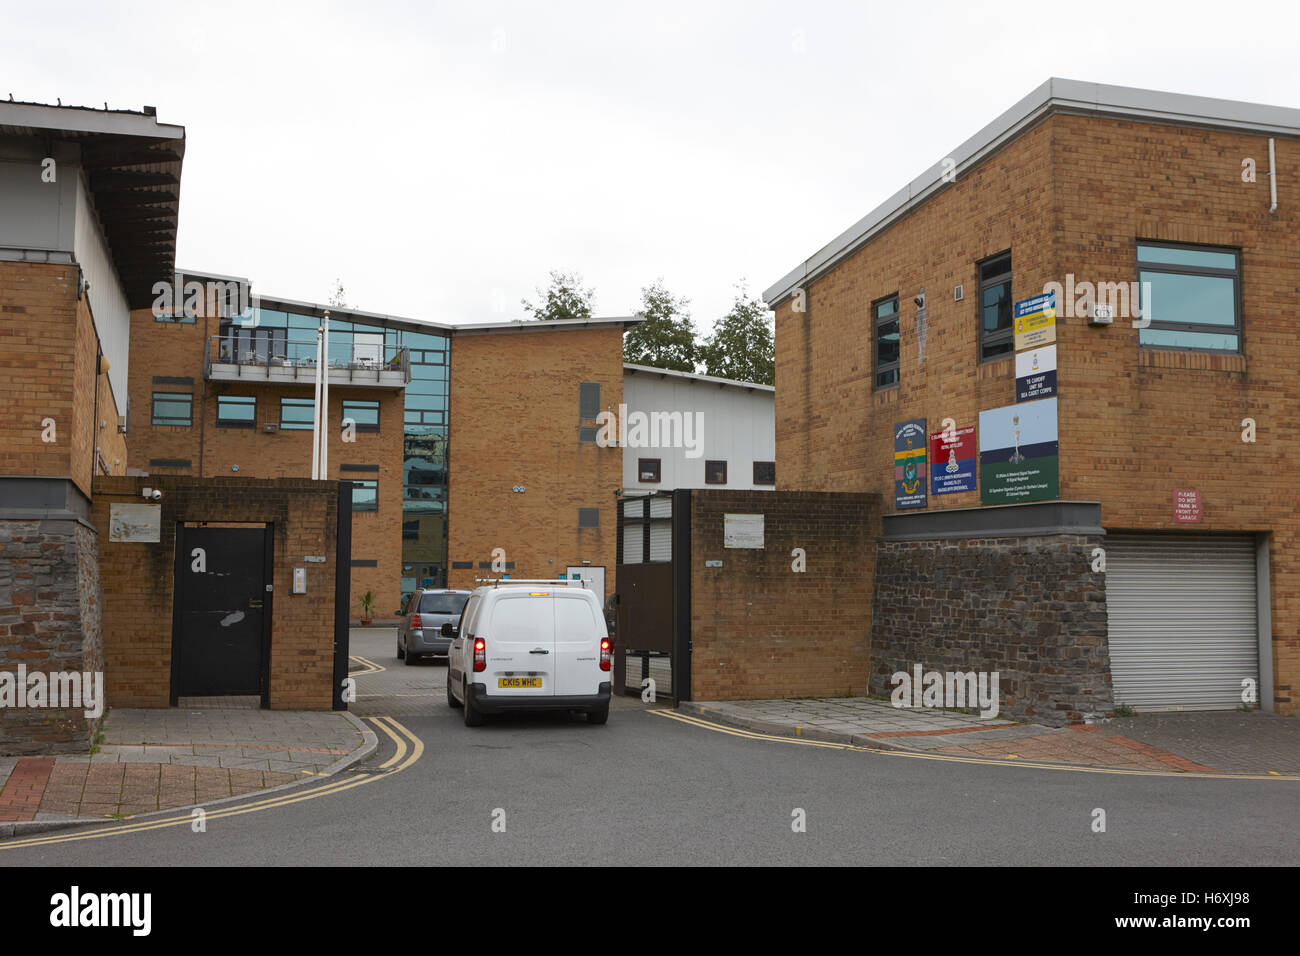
<box><xmin>682</xmin><ymin>696</ymin><xmax>1299</xmax><ymax>775</ymax></box>
<box><xmin>0</xmin><ymin>705</ymin><xmax>369</xmax><ymax>823</ymax></box>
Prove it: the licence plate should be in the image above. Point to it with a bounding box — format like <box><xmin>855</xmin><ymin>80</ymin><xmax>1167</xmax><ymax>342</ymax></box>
<box><xmin>498</xmin><ymin>677</ymin><xmax>542</xmax><ymax>689</ymax></box>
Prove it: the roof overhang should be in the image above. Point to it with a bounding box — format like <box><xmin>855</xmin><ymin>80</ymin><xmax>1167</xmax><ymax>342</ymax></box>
<box><xmin>0</xmin><ymin>100</ymin><xmax>185</xmax><ymax>309</ymax></box>
<box><xmin>763</xmin><ymin>78</ymin><xmax>1300</xmax><ymax>308</ymax></box>
<box><xmin>624</xmin><ymin>362</ymin><xmax>774</xmax><ymax>392</ymax></box>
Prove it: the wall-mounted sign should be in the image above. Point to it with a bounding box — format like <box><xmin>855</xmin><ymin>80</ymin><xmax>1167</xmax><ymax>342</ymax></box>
<box><xmin>108</xmin><ymin>503</ymin><xmax>161</xmax><ymax>543</ymax></box>
<box><xmin>1015</xmin><ymin>344</ymin><xmax>1057</xmax><ymax>402</ymax></box>
<box><xmin>893</xmin><ymin>418</ymin><xmax>928</xmax><ymax>510</ymax></box>
<box><xmin>724</xmin><ymin>513</ymin><xmax>765</xmax><ymax>549</ymax></box>
<box><xmin>929</xmin><ymin>425</ymin><xmax>976</xmax><ymax>495</ymax></box>
<box><xmin>1013</xmin><ymin>292</ymin><xmax>1057</xmax><ymax>352</ymax></box>
<box><xmin>978</xmin><ymin>398</ymin><xmax>1059</xmax><ymax>505</ymax></box>
<box><xmin>1173</xmin><ymin>489</ymin><xmax>1202</xmax><ymax>522</ymax></box>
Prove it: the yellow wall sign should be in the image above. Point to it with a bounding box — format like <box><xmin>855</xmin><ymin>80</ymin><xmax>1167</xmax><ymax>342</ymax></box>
<box><xmin>1014</xmin><ymin>292</ymin><xmax>1056</xmax><ymax>352</ymax></box>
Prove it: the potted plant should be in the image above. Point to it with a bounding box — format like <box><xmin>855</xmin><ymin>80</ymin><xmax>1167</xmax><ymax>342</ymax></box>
<box><xmin>358</xmin><ymin>590</ymin><xmax>375</xmax><ymax>626</ymax></box>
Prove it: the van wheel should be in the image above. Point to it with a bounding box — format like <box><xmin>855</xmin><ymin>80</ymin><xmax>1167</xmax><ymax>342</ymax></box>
<box><xmin>447</xmin><ymin>674</ymin><xmax>461</xmax><ymax>708</ymax></box>
<box><xmin>587</xmin><ymin>706</ymin><xmax>609</xmax><ymax>725</ymax></box>
<box><xmin>463</xmin><ymin>682</ymin><xmax>485</xmax><ymax>726</ymax></box>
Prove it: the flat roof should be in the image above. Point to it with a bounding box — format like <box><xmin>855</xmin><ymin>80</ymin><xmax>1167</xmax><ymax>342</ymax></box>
<box><xmin>624</xmin><ymin>362</ymin><xmax>774</xmax><ymax>393</ymax></box>
<box><xmin>185</xmin><ymin>280</ymin><xmax>643</xmax><ymax>336</ymax></box>
<box><xmin>763</xmin><ymin>78</ymin><xmax>1300</xmax><ymax>307</ymax></box>
<box><xmin>1</xmin><ymin>99</ymin><xmax>186</xmax><ymax>308</ymax></box>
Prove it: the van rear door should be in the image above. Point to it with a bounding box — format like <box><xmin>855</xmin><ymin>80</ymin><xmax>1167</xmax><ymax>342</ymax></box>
<box><xmin>483</xmin><ymin>592</ymin><xmax>556</xmax><ymax>697</ymax></box>
<box><xmin>552</xmin><ymin>592</ymin><xmax>605</xmax><ymax>697</ymax></box>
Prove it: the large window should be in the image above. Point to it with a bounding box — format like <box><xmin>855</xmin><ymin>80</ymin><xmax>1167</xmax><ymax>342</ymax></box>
<box><xmin>216</xmin><ymin>395</ymin><xmax>256</xmax><ymax>428</ymax></box>
<box><xmin>280</xmin><ymin>397</ymin><xmax>316</xmax><ymax>430</ymax></box>
<box><xmin>342</xmin><ymin>399</ymin><xmax>380</xmax><ymax>432</ymax></box>
<box><xmin>1136</xmin><ymin>242</ymin><xmax>1241</xmax><ymax>352</ymax></box>
<box><xmin>151</xmin><ymin>392</ymin><xmax>193</xmax><ymax>427</ymax></box>
<box><xmin>873</xmin><ymin>294</ymin><xmax>900</xmax><ymax>389</ymax></box>
<box><xmin>351</xmin><ymin>480</ymin><xmax>378</xmax><ymax>512</ymax></box>
<box><xmin>978</xmin><ymin>251</ymin><xmax>1013</xmax><ymax>361</ymax></box>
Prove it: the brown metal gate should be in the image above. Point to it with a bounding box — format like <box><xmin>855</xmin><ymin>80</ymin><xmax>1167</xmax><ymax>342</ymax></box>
<box><xmin>614</xmin><ymin>489</ymin><xmax>691</xmax><ymax>701</ymax></box>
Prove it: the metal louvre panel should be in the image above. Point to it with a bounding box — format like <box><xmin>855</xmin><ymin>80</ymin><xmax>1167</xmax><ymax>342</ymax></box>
<box><xmin>648</xmin><ymin>520</ymin><xmax>672</xmax><ymax>562</ymax></box>
<box><xmin>1106</xmin><ymin>534</ymin><xmax>1258</xmax><ymax>712</ymax></box>
<box><xmin>648</xmin><ymin>496</ymin><xmax>672</xmax><ymax>519</ymax></box>
<box><xmin>622</xmin><ymin>525</ymin><xmax>644</xmax><ymax>564</ymax></box>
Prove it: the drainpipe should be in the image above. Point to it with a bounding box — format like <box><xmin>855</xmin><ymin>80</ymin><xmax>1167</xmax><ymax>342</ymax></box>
<box><xmin>1268</xmin><ymin>138</ymin><xmax>1278</xmax><ymax>215</ymax></box>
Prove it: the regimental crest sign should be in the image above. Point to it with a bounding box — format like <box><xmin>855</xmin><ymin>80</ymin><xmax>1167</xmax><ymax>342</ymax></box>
<box><xmin>893</xmin><ymin>418</ymin><xmax>928</xmax><ymax>510</ymax></box>
<box><xmin>1014</xmin><ymin>292</ymin><xmax>1057</xmax><ymax>352</ymax></box>
<box><xmin>978</xmin><ymin>399</ymin><xmax>1059</xmax><ymax>505</ymax></box>
<box><xmin>929</xmin><ymin>425</ymin><xmax>976</xmax><ymax>495</ymax></box>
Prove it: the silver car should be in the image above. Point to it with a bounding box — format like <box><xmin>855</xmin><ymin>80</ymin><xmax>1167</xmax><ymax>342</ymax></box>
<box><xmin>396</xmin><ymin>589</ymin><xmax>470</xmax><ymax>665</ymax></box>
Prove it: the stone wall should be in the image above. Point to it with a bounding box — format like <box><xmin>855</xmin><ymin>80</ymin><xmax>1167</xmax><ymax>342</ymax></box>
<box><xmin>0</xmin><ymin>519</ymin><xmax>104</xmax><ymax>755</ymax></box>
<box><xmin>868</xmin><ymin>533</ymin><xmax>1112</xmax><ymax>725</ymax></box>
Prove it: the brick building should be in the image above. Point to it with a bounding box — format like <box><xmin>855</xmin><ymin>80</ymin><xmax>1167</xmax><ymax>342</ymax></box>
<box><xmin>1</xmin><ymin>99</ymin><xmax>635</xmax><ymax>746</ymax></box>
<box><xmin>764</xmin><ymin>79</ymin><xmax>1298</xmax><ymax>721</ymax></box>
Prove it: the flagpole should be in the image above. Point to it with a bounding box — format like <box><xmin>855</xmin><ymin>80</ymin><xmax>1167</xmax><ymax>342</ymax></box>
<box><xmin>321</xmin><ymin>311</ymin><xmax>331</xmax><ymax>480</ymax></box>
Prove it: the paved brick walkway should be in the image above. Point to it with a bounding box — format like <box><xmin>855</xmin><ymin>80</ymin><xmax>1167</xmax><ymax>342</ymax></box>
<box><xmin>682</xmin><ymin>697</ymin><xmax>1298</xmax><ymax>775</ymax></box>
<box><xmin>0</xmin><ymin>707</ymin><xmax>369</xmax><ymax>823</ymax></box>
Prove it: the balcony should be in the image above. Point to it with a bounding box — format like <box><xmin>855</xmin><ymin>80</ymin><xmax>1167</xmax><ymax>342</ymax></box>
<box><xmin>204</xmin><ymin>336</ymin><xmax>411</xmax><ymax>388</ymax></box>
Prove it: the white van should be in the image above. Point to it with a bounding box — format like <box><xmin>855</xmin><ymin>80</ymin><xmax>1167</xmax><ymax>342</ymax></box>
<box><xmin>444</xmin><ymin>581</ymin><xmax>613</xmax><ymax>726</ymax></box>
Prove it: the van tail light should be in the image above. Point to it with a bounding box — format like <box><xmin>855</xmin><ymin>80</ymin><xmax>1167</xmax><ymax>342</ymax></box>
<box><xmin>600</xmin><ymin>638</ymin><xmax>612</xmax><ymax>672</ymax></box>
<box><xmin>410</xmin><ymin>614</ymin><xmax>422</xmax><ymax>629</ymax></box>
<box><xmin>473</xmin><ymin>638</ymin><xmax>486</xmax><ymax>672</ymax></box>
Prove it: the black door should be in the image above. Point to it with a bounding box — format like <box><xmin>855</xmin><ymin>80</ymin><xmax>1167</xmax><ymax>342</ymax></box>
<box><xmin>174</xmin><ymin>526</ymin><xmax>271</xmax><ymax>700</ymax></box>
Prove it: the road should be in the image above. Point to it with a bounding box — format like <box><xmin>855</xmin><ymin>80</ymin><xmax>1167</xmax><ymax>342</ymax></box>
<box><xmin>1</xmin><ymin>629</ymin><xmax>1295</xmax><ymax>866</ymax></box>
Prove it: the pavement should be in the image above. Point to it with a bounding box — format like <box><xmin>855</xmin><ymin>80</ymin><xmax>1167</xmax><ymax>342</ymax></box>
<box><xmin>680</xmin><ymin>697</ymin><xmax>1300</xmax><ymax>775</ymax></box>
<box><xmin>0</xmin><ymin>705</ymin><xmax>374</xmax><ymax>832</ymax></box>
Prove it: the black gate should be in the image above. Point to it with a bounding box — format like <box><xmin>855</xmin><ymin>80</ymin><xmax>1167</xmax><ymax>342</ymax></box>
<box><xmin>614</xmin><ymin>489</ymin><xmax>690</xmax><ymax>702</ymax></box>
<box><xmin>171</xmin><ymin>524</ymin><xmax>273</xmax><ymax>704</ymax></box>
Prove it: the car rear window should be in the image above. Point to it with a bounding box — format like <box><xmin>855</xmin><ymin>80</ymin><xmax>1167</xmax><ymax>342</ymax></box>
<box><xmin>419</xmin><ymin>592</ymin><xmax>469</xmax><ymax>615</ymax></box>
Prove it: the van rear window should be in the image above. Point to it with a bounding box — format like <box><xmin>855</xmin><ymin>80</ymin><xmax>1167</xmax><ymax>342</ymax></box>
<box><xmin>419</xmin><ymin>592</ymin><xmax>469</xmax><ymax>615</ymax></box>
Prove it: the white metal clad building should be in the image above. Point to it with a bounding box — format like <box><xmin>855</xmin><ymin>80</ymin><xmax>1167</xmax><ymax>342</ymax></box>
<box><xmin>1106</xmin><ymin>534</ymin><xmax>1262</xmax><ymax>712</ymax></box>
<box><xmin>620</xmin><ymin>364</ymin><xmax>775</xmax><ymax>492</ymax></box>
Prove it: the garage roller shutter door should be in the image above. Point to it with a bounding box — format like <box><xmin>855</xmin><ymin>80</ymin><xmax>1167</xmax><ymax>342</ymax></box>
<box><xmin>1106</xmin><ymin>534</ymin><xmax>1259</xmax><ymax>712</ymax></box>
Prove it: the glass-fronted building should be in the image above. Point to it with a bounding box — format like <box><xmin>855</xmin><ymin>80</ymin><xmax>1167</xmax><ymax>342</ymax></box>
<box><xmin>216</xmin><ymin>301</ymin><xmax>450</xmax><ymax>591</ymax></box>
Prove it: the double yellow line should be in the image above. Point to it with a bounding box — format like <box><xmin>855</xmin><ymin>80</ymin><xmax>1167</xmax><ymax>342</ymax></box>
<box><xmin>0</xmin><ymin>716</ymin><xmax>422</xmax><ymax>850</ymax></box>
<box><xmin>349</xmin><ymin>656</ymin><xmax>386</xmax><ymax>676</ymax></box>
<box><xmin>652</xmin><ymin>710</ymin><xmax>1300</xmax><ymax>781</ymax></box>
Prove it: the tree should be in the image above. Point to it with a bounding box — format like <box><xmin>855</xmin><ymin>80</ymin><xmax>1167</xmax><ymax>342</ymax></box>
<box><xmin>522</xmin><ymin>270</ymin><xmax>595</xmax><ymax>321</ymax></box>
<box><xmin>698</xmin><ymin>283</ymin><xmax>775</xmax><ymax>385</ymax></box>
<box><xmin>328</xmin><ymin>279</ymin><xmax>350</xmax><ymax>309</ymax></box>
<box><xmin>622</xmin><ymin>279</ymin><xmax>698</xmax><ymax>372</ymax></box>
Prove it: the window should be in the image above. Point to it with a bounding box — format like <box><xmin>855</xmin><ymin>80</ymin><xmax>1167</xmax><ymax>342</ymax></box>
<box><xmin>1136</xmin><ymin>242</ymin><xmax>1241</xmax><ymax>352</ymax></box>
<box><xmin>638</xmin><ymin>458</ymin><xmax>661</xmax><ymax>482</ymax></box>
<box><xmin>579</xmin><ymin>382</ymin><xmax>601</xmax><ymax>420</ymax></box>
<box><xmin>151</xmin><ymin>392</ymin><xmax>193</xmax><ymax>427</ymax></box>
<box><xmin>418</xmin><ymin>592</ymin><xmax>469</xmax><ymax>615</ymax></box>
<box><xmin>873</xmin><ymin>294</ymin><xmax>900</xmax><ymax>389</ymax></box>
<box><xmin>280</xmin><ymin>397</ymin><xmax>316</xmax><ymax>430</ymax></box>
<box><xmin>578</xmin><ymin>507</ymin><xmax>600</xmax><ymax>529</ymax></box>
<box><xmin>351</xmin><ymin>480</ymin><xmax>378</xmax><ymax>512</ymax></box>
<box><xmin>753</xmin><ymin>461</ymin><xmax>775</xmax><ymax>485</ymax></box>
<box><xmin>342</xmin><ymin>399</ymin><xmax>380</xmax><ymax>432</ymax></box>
<box><xmin>705</xmin><ymin>460</ymin><xmax>727</xmax><ymax>484</ymax></box>
<box><xmin>978</xmin><ymin>251</ymin><xmax>1013</xmax><ymax>361</ymax></box>
<box><xmin>216</xmin><ymin>395</ymin><xmax>256</xmax><ymax>428</ymax></box>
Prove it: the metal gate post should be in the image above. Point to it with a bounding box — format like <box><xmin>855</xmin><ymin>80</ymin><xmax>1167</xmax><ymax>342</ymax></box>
<box><xmin>333</xmin><ymin>481</ymin><xmax>354</xmax><ymax>710</ymax></box>
<box><xmin>671</xmin><ymin>488</ymin><xmax>691</xmax><ymax>702</ymax></box>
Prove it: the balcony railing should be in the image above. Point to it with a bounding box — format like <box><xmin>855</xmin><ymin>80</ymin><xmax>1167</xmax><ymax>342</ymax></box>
<box><xmin>204</xmin><ymin>336</ymin><xmax>411</xmax><ymax>387</ymax></box>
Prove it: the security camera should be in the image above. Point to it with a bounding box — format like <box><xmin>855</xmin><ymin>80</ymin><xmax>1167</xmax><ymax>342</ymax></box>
<box><xmin>914</xmin><ymin>292</ymin><xmax>926</xmax><ymax>309</ymax></box>
<box><xmin>151</xmin><ymin>489</ymin><xmax>162</xmax><ymax>501</ymax></box>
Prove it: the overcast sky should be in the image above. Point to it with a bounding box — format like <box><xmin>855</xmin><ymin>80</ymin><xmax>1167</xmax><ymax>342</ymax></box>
<box><xmin>5</xmin><ymin>0</ymin><xmax>1298</xmax><ymax>331</ymax></box>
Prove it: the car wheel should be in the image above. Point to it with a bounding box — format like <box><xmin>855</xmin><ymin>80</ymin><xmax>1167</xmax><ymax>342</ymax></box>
<box><xmin>587</xmin><ymin>706</ymin><xmax>609</xmax><ymax>725</ymax></box>
<box><xmin>396</xmin><ymin>642</ymin><xmax>405</xmax><ymax>660</ymax></box>
<box><xmin>447</xmin><ymin>674</ymin><xmax>461</xmax><ymax>708</ymax></box>
<box><xmin>404</xmin><ymin>649</ymin><xmax>418</xmax><ymax>666</ymax></box>
<box><xmin>463</xmin><ymin>681</ymin><xmax>485</xmax><ymax>726</ymax></box>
